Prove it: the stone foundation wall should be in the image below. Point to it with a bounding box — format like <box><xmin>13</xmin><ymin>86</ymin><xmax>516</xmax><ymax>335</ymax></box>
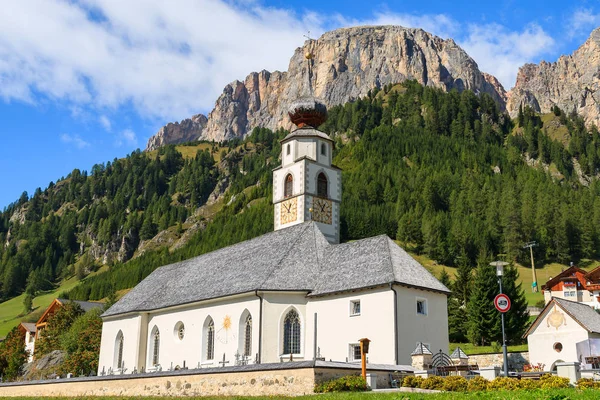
<box><xmin>0</xmin><ymin>364</ymin><xmax>404</xmax><ymax>397</ymax></box>
<box><xmin>468</xmin><ymin>352</ymin><xmax>529</xmax><ymax>370</ymax></box>
<box><xmin>0</xmin><ymin>368</ymin><xmax>315</xmax><ymax>397</ymax></box>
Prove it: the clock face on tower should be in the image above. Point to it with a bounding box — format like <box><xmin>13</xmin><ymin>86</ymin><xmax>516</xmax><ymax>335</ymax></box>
<box><xmin>280</xmin><ymin>197</ymin><xmax>298</xmax><ymax>225</ymax></box>
<box><xmin>312</xmin><ymin>198</ymin><xmax>332</xmax><ymax>224</ymax></box>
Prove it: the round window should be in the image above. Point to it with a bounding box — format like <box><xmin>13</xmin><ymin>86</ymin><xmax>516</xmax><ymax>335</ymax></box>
<box><xmin>174</xmin><ymin>322</ymin><xmax>185</xmax><ymax>340</ymax></box>
<box><xmin>553</xmin><ymin>342</ymin><xmax>563</xmax><ymax>353</ymax></box>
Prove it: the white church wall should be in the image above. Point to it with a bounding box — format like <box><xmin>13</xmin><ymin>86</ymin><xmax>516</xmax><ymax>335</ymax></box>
<box><xmin>144</xmin><ymin>295</ymin><xmax>261</xmax><ymax>369</ymax></box>
<box><xmin>395</xmin><ymin>285</ymin><xmax>449</xmax><ymax>365</ymax></box>
<box><xmin>305</xmin><ymin>163</ymin><xmax>341</xmax><ymax>201</ymax></box>
<box><xmin>273</xmin><ymin>162</ymin><xmax>304</xmax><ymax>204</ymax></box>
<box><xmin>261</xmin><ymin>292</ymin><xmax>309</xmax><ymax>363</ymax></box>
<box><xmin>316</xmin><ymin>140</ymin><xmax>331</xmax><ymax>166</ymax></box>
<box><xmin>306</xmin><ymin>288</ymin><xmax>396</xmax><ymax>365</ymax></box>
<box><xmin>98</xmin><ymin>314</ymin><xmax>144</xmax><ymax>375</ymax></box>
<box><xmin>527</xmin><ymin>305</ymin><xmax>590</xmax><ymax>371</ymax></box>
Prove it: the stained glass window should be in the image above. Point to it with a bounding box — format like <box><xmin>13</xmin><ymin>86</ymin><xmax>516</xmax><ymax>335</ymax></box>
<box><xmin>207</xmin><ymin>319</ymin><xmax>215</xmax><ymax>360</ymax></box>
<box><xmin>152</xmin><ymin>328</ymin><xmax>160</xmax><ymax>366</ymax></box>
<box><xmin>244</xmin><ymin>315</ymin><xmax>252</xmax><ymax>357</ymax></box>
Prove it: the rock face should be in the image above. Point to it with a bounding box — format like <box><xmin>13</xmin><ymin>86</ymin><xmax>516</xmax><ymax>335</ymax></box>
<box><xmin>146</xmin><ymin>114</ymin><xmax>208</xmax><ymax>150</ymax></box>
<box><xmin>146</xmin><ymin>26</ymin><xmax>507</xmax><ymax>150</ymax></box>
<box><xmin>507</xmin><ymin>28</ymin><xmax>600</xmax><ymax>126</ymax></box>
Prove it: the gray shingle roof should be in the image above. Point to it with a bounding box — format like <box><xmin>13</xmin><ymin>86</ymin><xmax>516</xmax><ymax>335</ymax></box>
<box><xmin>58</xmin><ymin>298</ymin><xmax>103</xmax><ymax>313</ymax></box>
<box><xmin>553</xmin><ymin>297</ymin><xmax>600</xmax><ymax>333</ymax></box>
<box><xmin>103</xmin><ymin>222</ymin><xmax>449</xmax><ymax>317</ymax></box>
<box><xmin>411</xmin><ymin>342</ymin><xmax>433</xmax><ymax>355</ymax></box>
<box><xmin>20</xmin><ymin>322</ymin><xmax>36</xmax><ymax>333</ymax></box>
<box><xmin>282</xmin><ymin>127</ymin><xmax>333</xmax><ymax>142</ymax></box>
<box><xmin>450</xmin><ymin>347</ymin><xmax>468</xmax><ymax>359</ymax></box>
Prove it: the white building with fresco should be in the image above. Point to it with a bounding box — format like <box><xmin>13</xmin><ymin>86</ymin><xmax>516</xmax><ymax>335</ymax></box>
<box><xmin>525</xmin><ymin>297</ymin><xmax>600</xmax><ymax>371</ymax></box>
<box><xmin>97</xmin><ymin>97</ymin><xmax>449</xmax><ymax>376</ymax></box>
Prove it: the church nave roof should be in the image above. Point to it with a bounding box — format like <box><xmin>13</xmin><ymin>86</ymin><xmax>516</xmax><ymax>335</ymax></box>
<box><xmin>103</xmin><ymin>222</ymin><xmax>449</xmax><ymax>317</ymax></box>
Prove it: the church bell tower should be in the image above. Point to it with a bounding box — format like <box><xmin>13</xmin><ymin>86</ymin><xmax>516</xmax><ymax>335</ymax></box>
<box><xmin>273</xmin><ymin>97</ymin><xmax>341</xmax><ymax>244</ymax></box>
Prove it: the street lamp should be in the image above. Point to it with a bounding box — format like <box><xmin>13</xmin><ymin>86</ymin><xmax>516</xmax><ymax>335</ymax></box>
<box><xmin>490</xmin><ymin>260</ymin><xmax>509</xmax><ymax>377</ymax></box>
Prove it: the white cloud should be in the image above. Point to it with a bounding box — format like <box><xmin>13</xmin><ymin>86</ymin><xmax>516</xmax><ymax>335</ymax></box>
<box><xmin>60</xmin><ymin>133</ymin><xmax>90</xmax><ymax>149</ymax></box>
<box><xmin>0</xmin><ymin>0</ymin><xmax>321</xmax><ymax>122</ymax></box>
<box><xmin>569</xmin><ymin>9</ymin><xmax>600</xmax><ymax>39</ymax></box>
<box><xmin>0</xmin><ymin>0</ymin><xmax>557</xmax><ymax>123</ymax></box>
<box><xmin>99</xmin><ymin>115</ymin><xmax>111</xmax><ymax>131</ymax></box>
<box><xmin>115</xmin><ymin>129</ymin><xmax>137</xmax><ymax>147</ymax></box>
<box><xmin>459</xmin><ymin>24</ymin><xmax>555</xmax><ymax>90</ymax></box>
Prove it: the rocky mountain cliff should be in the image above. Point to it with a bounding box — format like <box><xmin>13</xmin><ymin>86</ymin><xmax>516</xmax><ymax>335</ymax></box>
<box><xmin>507</xmin><ymin>28</ymin><xmax>600</xmax><ymax>126</ymax></box>
<box><xmin>146</xmin><ymin>25</ymin><xmax>507</xmax><ymax>149</ymax></box>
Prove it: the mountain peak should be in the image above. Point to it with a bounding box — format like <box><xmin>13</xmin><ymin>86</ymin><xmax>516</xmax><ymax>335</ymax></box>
<box><xmin>146</xmin><ymin>25</ymin><xmax>507</xmax><ymax>150</ymax></box>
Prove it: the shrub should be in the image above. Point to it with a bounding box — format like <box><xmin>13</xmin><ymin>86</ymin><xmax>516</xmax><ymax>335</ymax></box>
<box><xmin>441</xmin><ymin>375</ymin><xmax>468</xmax><ymax>392</ymax></box>
<box><xmin>488</xmin><ymin>377</ymin><xmax>520</xmax><ymax>391</ymax></box>
<box><xmin>539</xmin><ymin>374</ymin><xmax>570</xmax><ymax>389</ymax></box>
<box><xmin>314</xmin><ymin>375</ymin><xmax>368</xmax><ymax>393</ymax></box>
<box><xmin>577</xmin><ymin>377</ymin><xmax>600</xmax><ymax>389</ymax></box>
<box><xmin>420</xmin><ymin>376</ymin><xmax>445</xmax><ymax>390</ymax></box>
<box><xmin>518</xmin><ymin>379</ymin><xmax>541</xmax><ymax>390</ymax></box>
<box><xmin>467</xmin><ymin>376</ymin><xmax>488</xmax><ymax>392</ymax></box>
<box><xmin>402</xmin><ymin>375</ymin><xmax>424</xmax><ymax>388</ymax></box>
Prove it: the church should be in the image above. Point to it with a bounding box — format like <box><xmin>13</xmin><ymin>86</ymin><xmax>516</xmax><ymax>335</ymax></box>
<box><xmin>97</xmin><ymin>96</ymin><xmax>450</xmax><ymax>375</ymax></box>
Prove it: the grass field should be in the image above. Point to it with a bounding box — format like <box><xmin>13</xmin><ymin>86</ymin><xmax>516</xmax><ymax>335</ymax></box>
<box><xmin>0</xmin><ymin>389</ymin><xmax>599</xmax><ymax>400</ymax></box>
<box><xmin>0</xmin><ymin>276</ymin><xmax>81</xmax><ymax>338</ymax></box>
<box><xmin>449</xmin><ymin>342</ymin><xmax>528</xmax><ymax>355</ymax></box>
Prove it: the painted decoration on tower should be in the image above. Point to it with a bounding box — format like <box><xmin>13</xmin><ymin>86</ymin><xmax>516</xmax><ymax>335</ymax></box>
<box><xmin>547</xmin><ymin>306</ymin><xmax>566</xmax><ymax>330</ymax></box>
<box><xmin>312</xmin><ymin>198</ymin><xmax>332</xmax><ymax>224</ymax></box>
<box><xmin>280</xmin><ymin>197</ymin><xmax>298</xmax><ymax>224</ymax></box>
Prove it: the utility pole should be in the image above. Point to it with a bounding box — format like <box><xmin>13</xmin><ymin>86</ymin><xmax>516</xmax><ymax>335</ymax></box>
<box><xmin>523</xmin><ymin>242</ymin><xmax>538</xmax><ymax>293</ymax></box>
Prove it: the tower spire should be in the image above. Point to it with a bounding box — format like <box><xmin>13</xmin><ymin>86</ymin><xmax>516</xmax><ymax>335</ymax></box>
<box><xmin>303</xmin><ymin>31</ymin><xmax>315</xmax><ymax>96</ymax></box>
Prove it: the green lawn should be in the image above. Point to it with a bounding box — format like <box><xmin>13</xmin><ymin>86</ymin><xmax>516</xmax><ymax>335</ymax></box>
<box><xmin>0</xmin><ymin>276</ymin><xmax>81</xmax><ymax>338</ymax></box>
<box><xmin>1</xmin><ymin>390</ymin><xmax>599</xmax><ymax>400</ymax></box>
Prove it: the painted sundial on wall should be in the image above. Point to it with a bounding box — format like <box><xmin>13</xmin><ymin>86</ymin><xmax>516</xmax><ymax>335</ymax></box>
<box><xmin>216</xmin><ymin>315</ymin><xmax>237</xmax><ymax>344</ymax></box>
<box><xmin>547</xmin><ymin>306</ymin><xmax>566</xmax><ymax>330</ymax></box>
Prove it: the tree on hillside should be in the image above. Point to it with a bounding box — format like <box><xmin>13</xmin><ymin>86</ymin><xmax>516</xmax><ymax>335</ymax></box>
<box><xmin>60</xmin><ymin>308</ymin><xmax>103</xmax><ymax>376</ymax></box>
<box><xmin>467</xmin><ymin>253</ymin><xmax>499</xmax><ymax>345</ymax></box>
<box><xmin>501</xmin><ymin>265</ymin><xmax>530</xmax><ymax>343</ymax></box>
<box><xmin>35</xmin><ymin>302</ymin><xmax>84</xmax><ymax>357</ymax></box>
<box><xmin>0</xmin><ymin>326</ymin><xmax>28</xmax><ymax>381</ymax></box>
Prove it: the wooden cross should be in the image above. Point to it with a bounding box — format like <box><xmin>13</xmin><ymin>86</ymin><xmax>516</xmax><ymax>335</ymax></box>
<box><xmin>219</xmin><ymin>353</ymin><xmax>229</xmax><ymax>367</ymax></box>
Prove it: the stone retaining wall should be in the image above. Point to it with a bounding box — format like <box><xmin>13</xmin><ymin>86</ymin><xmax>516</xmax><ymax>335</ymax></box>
<box><xmin>0</xmin><ymin>362</ymin><xmax>405</xmax><ymax>397</ymax></box>
<box><xmin>468</xmin><ymin>352</ymin><xmax>529</xmax><ymax>370</ymax></box>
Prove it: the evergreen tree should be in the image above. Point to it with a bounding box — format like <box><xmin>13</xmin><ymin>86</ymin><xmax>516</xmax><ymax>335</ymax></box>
<box><xmin>501</xmin><ymin>265</ymin><xmax>530</xmax><ymax>344</ymax></box>
<box><xmin>467</xmin><ymin>253</ymin><xmax>500</xmax><ymax>345</ymax></box>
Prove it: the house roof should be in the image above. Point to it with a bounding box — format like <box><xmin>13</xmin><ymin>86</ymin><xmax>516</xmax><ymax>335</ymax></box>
<box><xmin>103</xmin><ymin>222</ymin><xmax>449</xmax><ymax>318</ymax></box>
<box><xmin>541</xmin><ymin>266</ymin><xmax>588</xmax><ymax>290</ymax></box>
<box><xmin>37</xmin><ymin>298</ymin><xmax>104</xmax><ymax>326</ymax></box>
<box><xmin>524</xmin><ymin>297</ymin><xmax>600</xmax><ymax>337</ymax></box>
<box><xmin>18</xmin><ymin>322</ymin><xmax>36</xmax><ymax>334</ymax></box>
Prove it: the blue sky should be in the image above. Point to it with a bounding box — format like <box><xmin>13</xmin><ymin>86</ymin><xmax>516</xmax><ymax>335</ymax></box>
<box><xmin>1</xmin><ymin>0</ymin><xmax>599</xmax><ymax>209</ymax></box>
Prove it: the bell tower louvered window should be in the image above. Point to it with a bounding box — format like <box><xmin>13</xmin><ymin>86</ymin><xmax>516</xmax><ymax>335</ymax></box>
<box><xmin>284</xmin><ymin>174</ymin><xmax>293</xmax><ymax>198</ymax></box>
<box><xmin>317</xmin><ymin>173</ymin><xmax>328</xmax><ymax>198</ymax></box>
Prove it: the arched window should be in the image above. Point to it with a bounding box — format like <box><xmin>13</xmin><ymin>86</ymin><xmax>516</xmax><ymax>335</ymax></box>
<box><xmin>283</xmin><ymin>309</ymin><xmax>301</xmax><ymax>355</ymax></box>
<box><xmin>114</xmin><ymin>331</ymin><xmax>124</xmax><ymax>369</ymax></box>
<box><xmin>317</xmin><ymin>173</ymin><xmax>328</xmax><ymax>198</ymax></box>
<box><xmin>321</xmin><ymin>142</ymin><xmax>327</xmax><ymax>156</ymax></box>
<box><xmin>151</xmin><ymin>327</ymin><xmax>160</xmax><ymax>366</ymax></box>
<box><xmin>284</xmin><ymin>174</ymin><xmax>293</xmax><ymax>198</ymax></box>
<box><xmin>205</xmin><ymin>317</ymin><xmax>215</xmax><ymax>361</ymax></box>
<box><xmin>244</xmin><ymin>314</ymin><xmax>252</xmax><ymax>357</ymax></box>
<box><xmin>286</xmin><ymin>143</ymin><xmax>291</xmax><ymax>156</ymax></box>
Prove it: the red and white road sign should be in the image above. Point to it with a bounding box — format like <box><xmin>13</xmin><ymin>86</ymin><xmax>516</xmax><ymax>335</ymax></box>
<box><xmin>494</xmin><ymin>294</ymin><xmax>511</xmax><ymax>313</ymax></box>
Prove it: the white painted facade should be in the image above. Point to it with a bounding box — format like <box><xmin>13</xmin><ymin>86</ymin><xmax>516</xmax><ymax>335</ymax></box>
<box><xmin>24</xmin><ymin>331</ymin><xmax>35</xmax><ymax>363</ymax></box>
<box><xmin>98</xmin><ymin>286</ymin><xmax>448</xmax><ymax>374</ymax></box>
<box><xmin>527</xmin><ymin>301</ymin><xmax>600</xmax><ymax>371</ymax></box>
<box><xmin>544</xmin><ymin>289</ymin><xmax>600</xmax><ymax>309</ymax></box>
